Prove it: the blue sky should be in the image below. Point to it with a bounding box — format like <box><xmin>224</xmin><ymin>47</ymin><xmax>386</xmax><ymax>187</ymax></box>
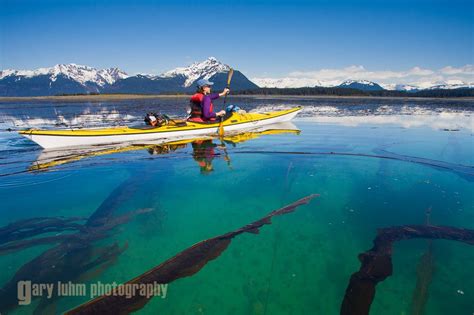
<box><xmin>1</xmin><ymin>0</ymin><xmax>472</xmax><ymax>77</ymax></box>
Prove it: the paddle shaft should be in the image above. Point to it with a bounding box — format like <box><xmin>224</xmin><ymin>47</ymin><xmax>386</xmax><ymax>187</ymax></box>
<box><xmin>223</xmin><ymin>68</ymin><xmax>234</xmax><ymax>106</ymax></box>
<box><xmin>219</xmin><ymin>68</ymin><xmax>234</xmax><ymax>136</ymax></box>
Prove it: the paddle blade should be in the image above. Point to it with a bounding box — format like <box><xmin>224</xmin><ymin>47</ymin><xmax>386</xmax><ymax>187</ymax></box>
<box><xmin>227</xmin><ymin>68</ymin><xmax>234</xmax><ymax>87</ymax></box>
<box><xmin>218</xmin><ymin>121</ymin><xmax>224</xmax><ymax>137</ymax></box>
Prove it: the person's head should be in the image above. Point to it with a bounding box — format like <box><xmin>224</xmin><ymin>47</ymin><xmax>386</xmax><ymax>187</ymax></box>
<box><xmin>196</xmin><ymin>79</ymin><xmax>214</xmax><ymax>95</ymax></box>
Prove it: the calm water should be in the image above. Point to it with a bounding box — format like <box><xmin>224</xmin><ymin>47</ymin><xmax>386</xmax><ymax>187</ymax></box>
<box><xmin>0</xmin><ymin>97</ymin><xmax>473</xmax><ymax>315</ymax></box>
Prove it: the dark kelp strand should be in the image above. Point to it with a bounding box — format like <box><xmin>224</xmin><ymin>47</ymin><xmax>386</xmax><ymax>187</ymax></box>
<box><xmin>66</xmin><ymin>194</ymin><xmax>319</xmax><ymax>315</ymax></box>
<box><xmin>340</xmin><ymin>225</ymin><xmax>474</xmax><ymax>315</ymax></box>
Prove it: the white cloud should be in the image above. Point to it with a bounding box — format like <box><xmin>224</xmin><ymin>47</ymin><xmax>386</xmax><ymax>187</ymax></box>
<box><xmin>252</xmin><ymin>64</ymin><xmax>474</xmax><ymax>89</ymax></box>
<box><xmin>440</xmin><ymin>65</ymin><xmax>474</xmax><ymax>75</ymax></box>
<box><xmin>406</xmin><ymin>67</ymin><xmax>434</xmax><ymax>76</ymax></box>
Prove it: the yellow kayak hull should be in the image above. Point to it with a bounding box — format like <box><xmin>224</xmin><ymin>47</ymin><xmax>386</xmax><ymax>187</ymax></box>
<box><xmin>19</xmin><ymin>107</ymin><xmax>302</xmax><ymax>149</ymax></box>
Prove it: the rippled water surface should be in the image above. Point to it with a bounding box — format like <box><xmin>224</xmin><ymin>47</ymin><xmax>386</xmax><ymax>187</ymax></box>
<box><xmin>0</xmin><ymin>96</ymin><xmax>473</xmax><ymax>314</ymax></box>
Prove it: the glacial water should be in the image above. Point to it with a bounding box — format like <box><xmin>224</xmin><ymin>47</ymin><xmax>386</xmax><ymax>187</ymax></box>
<box><xmin>0</xmin><ymin>96</ymin><xmax>473</xmax><ymax>315</ymax></box>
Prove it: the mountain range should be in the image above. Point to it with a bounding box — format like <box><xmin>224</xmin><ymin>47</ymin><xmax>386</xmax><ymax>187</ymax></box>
<box><xmin>253</xmin><ymin>78</ymin><xmax>473</xmax><ymax>92</ymax></box>
<box><xmin>0</xmin><ymin>57</ymin><xmax>472</xmax><ymax>96</ymax></box>
<box><xmin>0</xmin><ymin>57</ymin><xmax>258</xmax><ymax>96</ymax></box>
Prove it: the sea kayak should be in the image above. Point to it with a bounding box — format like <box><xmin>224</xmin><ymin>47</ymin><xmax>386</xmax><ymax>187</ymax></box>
<box><xmin>19</xmin><ymin>107</ymin><xmax>302</xmax><ymax>149</ymax></box>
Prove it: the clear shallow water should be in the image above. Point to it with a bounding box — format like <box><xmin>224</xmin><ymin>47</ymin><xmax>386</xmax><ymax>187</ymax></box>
<box><xmin>0</xmin><ymin>97</ymin><xmax>473</xmax><ymax>314</ymax></box>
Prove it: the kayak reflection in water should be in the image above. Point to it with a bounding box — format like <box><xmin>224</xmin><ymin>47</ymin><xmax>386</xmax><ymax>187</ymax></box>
<box><xmin>146</xmin><ymin>143</ymin><xmax>186</xmax><ymax>155</ymax></box>
<box><xmin>25</xmin><ymin>123</ymin><xmax>298</xmax><ymax>173</ymax></box>
<box><xmin>192</xmin><ymin>139</ymin><xmax>228</xmax><ymax>174</ymax></box>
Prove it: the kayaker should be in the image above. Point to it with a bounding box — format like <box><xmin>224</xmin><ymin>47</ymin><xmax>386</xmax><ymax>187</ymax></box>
<box><xmin>188</xmin><ymin>79</ymin><xmax>229</xmax><ymax>122</ymax></box>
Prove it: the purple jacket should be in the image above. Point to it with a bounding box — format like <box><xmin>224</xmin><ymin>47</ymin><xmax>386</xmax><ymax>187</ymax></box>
<box><xmin>201</xmin><ymin>93</ymin><xmax>220</xmax><ymax>119</ymax></box>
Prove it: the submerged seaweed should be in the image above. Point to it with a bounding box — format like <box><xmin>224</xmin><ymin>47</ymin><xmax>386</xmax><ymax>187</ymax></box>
<box><xmin>0</xmin><ymin>173</ymin><xmax>153</xmax><ymax>313</ymax></box>
<box><xmin>66</xmin><ymin>194</ymin><xmax>318</xmax><ymax>315</ymax></box>
<box><xmin>0</xmin><ymin>216</ymin><xmax>86</xmax><ymax>245</ymax></box>
<box><xmin>410</xmin><ymin>241</ymin><xmax>434</xmax><ymax>315</ymax></box>
<box><xmin>410</xmin><ymin>208</ymin><xmax>435</xmax><ymax>315</ymax></box>
<box><xmin>340</xmin><ymin>225</ymin><xmax>474</xmax><ymax>315</ymax></box>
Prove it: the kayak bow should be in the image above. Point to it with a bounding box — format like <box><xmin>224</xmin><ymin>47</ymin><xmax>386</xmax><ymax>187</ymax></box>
<box><xmin>19</xmin><ymin>107</ymin><xmax>302</xmax><ymax>149</ymax></box>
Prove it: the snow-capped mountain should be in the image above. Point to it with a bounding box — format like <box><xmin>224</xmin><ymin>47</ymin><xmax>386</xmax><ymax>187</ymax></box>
<box><xmin>337</xmin><ymin>80</ymin><xmax>384</xmax><ymax>91</ymax></box>
<box><xmin>339</xmin><ymin>79</ymin><xmax>374</xmax><ymax>87</ymax></box>
<box><xmin>106</xmin><ymin>57</ymin><xmax>257</xmax><ymax>94</ymax></box>
<box><xmin>377</xmin><ymin>81</ymin><xmax>474</xmax><ymax>91</ymax></box>
<box><xmin>252</xmin><ymin>77</ymin><xmax>328</xmax><ymax>89</ymax></box>
<box><xmin>161</xmin><ymin>57</ymin><xmax>230</xmax><ymax>87</ymax></box>
<box><xmin>252</xmin><ymin>78</ymin><xmax>385</xmax><ymax>91</ymax></box>
<box><xmin>0</xmin><ymin>64</ymin><xmax>128</xmax><ymax>87</ymax></box>
<box><xmin>381</xmin><ymin>83</ymin><xmax>420</xmax><ymax>92</ymax></box>
<box><xmin>3</xmin><ymin>58</ymin><xmax>471</xmax><ymax>96</ymax></box>
<box><xmin>425</xmin><ymin>81</ymin><xmax>474</xmax><ymax>90</ymax></box>
<box><xmin>0</xmin><ymin>58</ymin><xmax>258</xmax><ymax>96</ymax></box>
<box><xmin>253</xmin><ymin>77</ymin><xmax>473</xmax><ymax>92</ymax></box>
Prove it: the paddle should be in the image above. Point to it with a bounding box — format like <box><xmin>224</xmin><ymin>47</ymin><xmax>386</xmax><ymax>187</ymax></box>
<box><xmin>218</xmin><ymin>68</ymin><xmax>234</xmax><ymax>137</ymax></box>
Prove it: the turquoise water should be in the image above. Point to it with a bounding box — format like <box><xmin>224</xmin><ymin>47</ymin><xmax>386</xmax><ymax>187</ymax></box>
<box><xmin>0</xmin><ymin>98</ymin><xmax>473</xmax><ymax>314</ymax></box>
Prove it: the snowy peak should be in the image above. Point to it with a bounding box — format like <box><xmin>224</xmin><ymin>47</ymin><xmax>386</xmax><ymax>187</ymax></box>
<box><xmin>47</xmin><ymin>64</ymin><xmax>129</xmax><ymax>86</ymax></box>
<box><xmin>339</xmin><ymin>79</ymin><xmax>377</xmax><ymax>87</ymax></box>
<box><xmin>252</xmin><ymin>76</ymin><xmax>474</xmax><ymax>91</ymax></box>
<box><xmin>425</xmin><ymin>81</ymin><xmax>474</xmax><ymax>90</ymax></box>
<box><xmin>0</xmin><ymin>58</ymin><xmax>258</xmax><ymax>96</ymax></box>
<box><xmin>337</xmin><ymin>80</ymin><xmax>384</xmax><ymax>91</ymax></box>
<box><xmin>162</xmin><ymin>57</ymin><xmax>231</xmax><ymax>87</ymax></box>
<box><xmin>0</xmin><ymin>64</ymin><xmax>129</xmax><ymax>86</ymax></box>
<box><xmin>381</xmin><ymin>83</ymin><xmax>420</xmax><ymax>91</ymax></box>
<box><xmin>252</xmin><ymin>77</ymin><xmax>327</xmax><ymax>89</ymax></box>
<box><xmin>103</xmin><ymin>67</ymin><xmax>129</xmax><ymax>84</ymax></box>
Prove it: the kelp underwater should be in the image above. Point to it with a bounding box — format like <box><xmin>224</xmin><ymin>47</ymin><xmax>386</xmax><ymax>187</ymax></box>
<box><xmin>0</xmin><ymin>172</ymin><xmax>152</xmax><ymax>313</ymax></box>
<box><xmin>2</xmin><ymin>183</ymin><xmax>473</xmax><ymax>314</ymax></box>
<box><xmin>0</xmin><ymin>121</ymin><xmax>473</xmax><ymax>315</ymax></box>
